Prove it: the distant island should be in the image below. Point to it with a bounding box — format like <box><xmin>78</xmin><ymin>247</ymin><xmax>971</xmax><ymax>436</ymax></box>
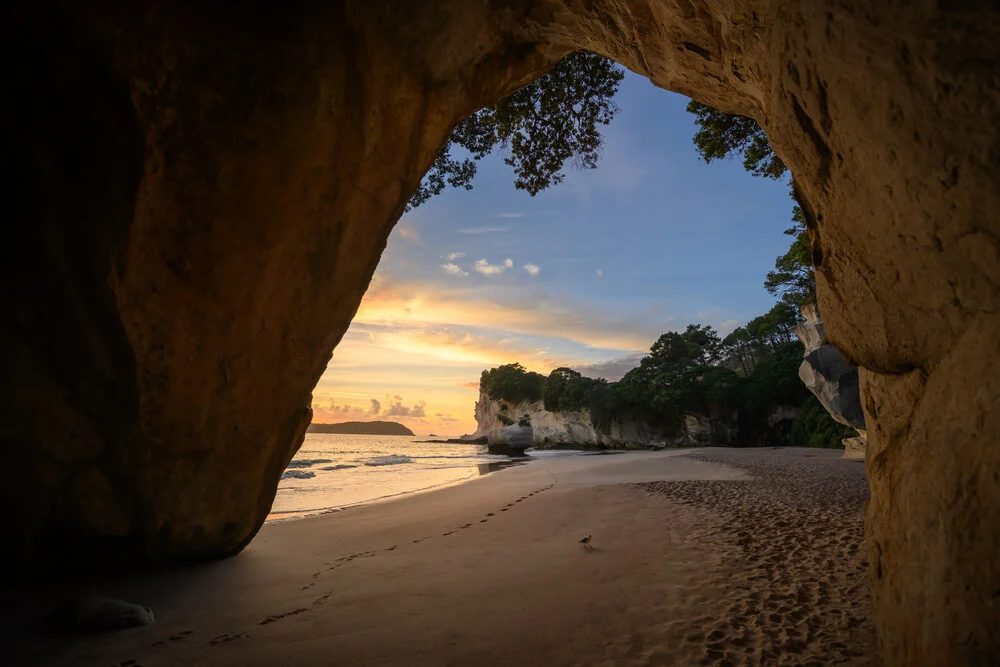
<box><xmin>307</xmin><ymin>421</ymin><xmax>415</xmax><ymax>436</ymax></box>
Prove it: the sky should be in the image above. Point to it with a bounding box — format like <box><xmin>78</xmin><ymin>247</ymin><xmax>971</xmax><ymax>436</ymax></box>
<box><xmin>312</xmin><ymin>72</ymin><xmax>794</xmax><ymax>436</ymax></box>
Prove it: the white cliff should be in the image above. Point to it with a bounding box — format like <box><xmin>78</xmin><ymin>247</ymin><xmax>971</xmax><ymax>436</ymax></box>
<box><xmin>464</xmin><ymin>389</ymin><xmax>736</xmax><ymax>449</ymax></box>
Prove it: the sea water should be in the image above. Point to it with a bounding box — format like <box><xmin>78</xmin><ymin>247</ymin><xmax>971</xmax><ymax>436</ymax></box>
<box><xmin>267</xmin><ymin>434</ymin><xmax>513</xmax><ymax>520</ymax></box>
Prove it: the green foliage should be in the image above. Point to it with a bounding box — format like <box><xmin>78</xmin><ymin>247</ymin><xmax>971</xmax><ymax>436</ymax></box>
<box><xmin>685</xmin><ymin>101</ymin><xmax>787</xmax><ymax>179</ymax></box>
<box><xmin>764</xmin><ymin>207</ymin><xmax>816</xmax><ymax>307</ymax></box>
<box><xmin>544</xmin><ymin>367</ymin><xmax>608</xmax><ymax>414</ymax></box>
<box><xmin>607</xmin><ymin>325</ymin><xmax>739</xmax><ymax>430</ymax></box>
<box><xmin>497</xmin><ymin>414</ymin><xmax>514</xmax><ymax>427</ymax></box>
<box><xmin>480</xmin><ymin>363</ymin><xmax>545</xmax><ymax>405</ymax></box>
<box><xmin>408</xmin><ymin>52</ymin><xmax>625</xmax><ymax>210</ymax></box>
<box><xmin>790</xmin><ymin>397</ymin><xmax>855</xmax><ymax>448</ymax></box>
<box><xmin>686</xmin><ymin>101</ymin><xmax>816</xmax><ymax>307</ymax></box>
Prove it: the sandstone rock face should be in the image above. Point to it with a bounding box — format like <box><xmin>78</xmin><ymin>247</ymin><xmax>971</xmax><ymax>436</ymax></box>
<box><xmin>468</xmin><ymin>390</ymin><xmax>734</xmax><ymax>448</ymax></box>
<box><xmin>793</xmin><ymin>304</ymin><xmax>867</xmax><ymax>461</ymax></box>
<box><xmin>5</xmin><ymin>1</ymin><xmax>999</xmax><ymax>663</ymax></box>
<box><xmin>793</xmin><ymin>304</ymin><xmax>866</xmax><ymax>431</ymax></box>
<box><xmin>842</xmin><ymin>436</ymin><xmax>866</xmax><ymax>461</ymax></box>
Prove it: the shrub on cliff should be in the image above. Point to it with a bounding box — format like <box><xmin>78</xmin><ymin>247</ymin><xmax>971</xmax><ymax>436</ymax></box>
<box><xmin>480</xmin><ymin>363</ymin><xmax>545</xmax><ymax>404</ymax></box>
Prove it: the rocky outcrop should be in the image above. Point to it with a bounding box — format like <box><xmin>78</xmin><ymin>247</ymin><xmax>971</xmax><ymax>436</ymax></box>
<box><xmin>792</xmin><ymin>304</ymin><xmax>866</xmax><ymax>457</ymax></box>
<box><xmin>6</xmin><ymin>2</ymin><xmax>1000</xmax><ymax>663</ymax></box>
<box><xmin>486</xmin><ymin>423</ymin><xmax>533</xmax><ymax>455</ymax></box>
<box><xmin>467</xmin><ymin>390</ymin><xmax>735</xmax><ymax>449</ymax></box>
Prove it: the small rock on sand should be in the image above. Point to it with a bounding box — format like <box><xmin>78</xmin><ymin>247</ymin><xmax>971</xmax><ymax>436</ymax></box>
<box><xmin>45</xmin><ymin>594</ymin><xmax>155</xmax><ymax>633</ymax></box>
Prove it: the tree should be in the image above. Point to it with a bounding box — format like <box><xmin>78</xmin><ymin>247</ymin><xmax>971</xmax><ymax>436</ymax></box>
<box><xmin>722</xmin><ymin>326</ymin><xmax>755</xmax><ymax>375</ymax></box>
<box><xmin>685</xmin><ymin>101</ymin><xmax>787</xmax><ymax>179</ymax></box>
<box><xmin>407</xmin><ymin>52</ymin><xmax>625</xmax><ymax>210</ymax></box>
<box><xmin>686</xmin><ymin>102</ymin><xmax>816</xmax><ymax>306</ymax></box>
<box><xmin>480</xmin><ymin>363</ymin><xmax>545</xmax><ymax>404</ymax></box>
<box><xmin>765</xmin><ymin>206</ymin><xmax>816</xmax><ymax>307</ymax></box>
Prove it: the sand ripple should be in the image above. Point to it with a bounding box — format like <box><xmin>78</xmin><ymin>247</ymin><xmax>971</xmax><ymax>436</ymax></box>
<box><xmin>633</xmin><ymin>449</ymin><xmax>878</xmax><ymax>666</ymax></box>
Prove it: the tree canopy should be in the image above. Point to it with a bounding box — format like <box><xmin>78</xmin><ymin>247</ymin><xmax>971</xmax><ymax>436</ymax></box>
<box><xmin>764</xmin><ymin>206</ymin><xmax>815</xmax><ymax>307</ymax></box>
<box><xmin>407</xmin><ymin>52</ymin><xmax>625</xmax><ymax>211</ymax></box>
<box><xmin>480</xmin><ymin>363</ymin><xmax>546</xmax><ymax>404</ymax></box>
<box><xmin>685</xmin><ymin>101</ymin><xmax>815</xmax><ymax>305</ymax></box>
<box><xmin>685</xmin><ymin>101</ymin><xmax>788</xmax><ymax>179</ymax></box>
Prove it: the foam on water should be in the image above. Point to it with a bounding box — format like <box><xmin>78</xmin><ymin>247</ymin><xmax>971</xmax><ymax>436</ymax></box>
<box><xmin>268</xmin><ymin>434</ymin><xmax>509</xmax><ymax>520</ymax></box>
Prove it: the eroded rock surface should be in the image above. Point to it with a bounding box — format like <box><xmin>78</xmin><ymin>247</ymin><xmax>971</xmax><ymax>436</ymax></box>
<box><xmin>793</xmin><ymin>304</ymin><xmax>867</xmax><ymax>439</ymax></box>
<box><xmin>468</xmin><ymin>389</ymin><xmax>736</xmax><ymax>448</ymax></box>
<box><xmin>5</xmin><ymin>1</ymin><xmax>999</xmax><ymax>664</ymax></box>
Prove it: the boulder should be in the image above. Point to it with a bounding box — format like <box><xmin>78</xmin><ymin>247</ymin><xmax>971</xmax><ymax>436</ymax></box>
<box><xmin>45</xmin><ymin>595</ymin><xmax>154</xmax><ymax>634</ymax></box>
<box><xmin>842</xmin><ymin>435</ymin><xmax>866</xmax><ymax>460</ymax></box>
<box><xmin>486</xmin><ymin>423</ymin><xmax>533</xmax><ymax>456</ymax></box>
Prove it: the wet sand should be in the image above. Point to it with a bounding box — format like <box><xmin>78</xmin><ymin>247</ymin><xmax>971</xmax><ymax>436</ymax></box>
<box><xmin>2</xmin><ymin>448</ymin><xmax>877</xmax><ymax>666</ymax></box>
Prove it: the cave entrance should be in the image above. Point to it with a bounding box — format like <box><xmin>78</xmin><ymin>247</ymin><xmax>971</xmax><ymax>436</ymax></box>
<box><xmin>6</xmin><ymin>3</ymin><xmax>998</xmax><ymax>664</ymax></box>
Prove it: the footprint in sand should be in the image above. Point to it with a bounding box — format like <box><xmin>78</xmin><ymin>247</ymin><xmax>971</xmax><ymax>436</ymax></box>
<box><xmin>209</xmin><ymin>633</ymin><xmax>248</xmax><ymax>646</ymax></box>
<box><xmin>260</xmin><ymin>608</ymin><xmax>308</xmax><ymax>625</ymax></box>
<box><xmin>486</xmin><ymin>513</ymin><xmax>494</xmax><ymax>517</ymax></box>
<box><xmin>169</xmin><ymin>630</ymin><xmax>194</xmax><ymax>641</ymax></box>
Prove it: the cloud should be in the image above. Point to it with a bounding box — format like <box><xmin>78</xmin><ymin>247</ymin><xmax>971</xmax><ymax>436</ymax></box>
<box><xmin>523</xmin><ymin>263</ymin><xmax>541</xmax><ymax>276</ymax></box>
<box><xmin>475</xmin><ymin>258</ymin><xmax>514</xmax><ymax>276</ymax></box>
<box><xmin>461</xmin><ymin>381</ymin><xmax>481</xmax><ymax>390</ymax></box>
<box><xmin>383</xmin><ymin>395</ymin><xmax>426</xmax><ymax>418</ymax></box>
<box><xmin>456</xmin><ymin>226</ymin><xmax>510</xmax><ymax>235</ymax></box>
<box><xmin>494</xmin><ymin>212</ymin><xmax>527</xmax><ymax>219</ymax></box>
<box><xmin>435</xmin><ymin>412</ymin><xmax>459</xmax><ymax>423</ymax></box>
<box><xmin>354</xmin><ymin>273</ymin><xmax>669</xmax><ymax>352</ymax></box>
<box><xmin>446</xmin><ymin>252</ymin><xmax>465</xmax><ymax>261</ymax></box>
<box><xmin>312</xmin><ymin>397</ymin><xmax>384</xmax><ymax>423</ymax></box>
<box><xmin>312</xmin><ymin>394</ymin><xmax>428</xmax><ymax>423</ymax></box>
<box><xmin>396</xmin><ymin>225</ymin><xmax>421</xmax><ymax>244</ymax></box>
<box><xmin>573</xmin><ymin>353</ymin><xmax>646</xmax><ymax>382</ymax></box>
<box><xmin>718</xmin><ymin>319</ymin><xmax>742</xmax><ymax>336</ymax></box>
<box><xmin>595</xmin><ymin>268</ymin><xmax>603</xmax><ymax>277</ymax></box>
<box><xmin>441</xmin><ymin>263</ymin><xmax>469</xmax><ymax>277</ymax></box>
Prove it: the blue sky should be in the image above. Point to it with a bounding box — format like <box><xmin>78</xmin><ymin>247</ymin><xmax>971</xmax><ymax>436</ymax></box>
<box><xmin>312</xmin><ymin>72</ymin><xmax>794</xmax><ymax>435</ymax></box>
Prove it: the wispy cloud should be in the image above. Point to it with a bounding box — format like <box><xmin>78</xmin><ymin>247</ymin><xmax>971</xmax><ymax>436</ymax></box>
<box><xmin>353</xmin><ymin>274</ymin><xmax>666</xmax><ymax>351</ymax></box>
<box><xmin>475</xmin><ymin>258</ymin><xmax>514</xmax><ymax>276</ymax></box>
<box><xmin>595</xmin><ymin>268</ymin><xmax>604</xmax><ymax>277</ymax></box>
<box><xmin>396</xmin><ymin>225</ymin><xmax>422</xmax><ymax>244</ymax></box>
<box><xmin>456</xmin><ymin>226</ymin><xmax>510</xmax><ymax>235</ymax></box>
<box><xmin>445</xmin><ymin>252</ymin><xmax>465</xmax><ymax>261</ymax></box>
<box><xmin>574</xmin><ymin>353</ymin><xmax>645</xmax><ymax>381</ymax></box>
<box><xmin>718</xmin><ymin>319</ymin><xmax>742</xmax><ymax>336</ymax></box>
<box><xmin>494</xmin><ymin>212</ymin><xmax>527</xmax><ymax>219</ymax></box>
<box><xmin>441</xmin><ymin>263</ymin><xmax>469</xmax><ymax>277</ymax></box>
<box><xmin>523</xmin><ymin>263</ymin><xmax>541</xmax><ymax>276</ymax></box>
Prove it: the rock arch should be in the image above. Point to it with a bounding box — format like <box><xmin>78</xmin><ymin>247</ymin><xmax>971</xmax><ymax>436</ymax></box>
<box><xmin>4</xmin><ymin>1</ymin><xmax>998</xmax><ymax>664</ymax></box>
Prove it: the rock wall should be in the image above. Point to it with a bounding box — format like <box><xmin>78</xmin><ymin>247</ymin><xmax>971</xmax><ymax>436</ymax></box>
<box><xmin>5</xmin><ymin>1</ymin><xmax>999</xmax><ymax>663</ymax></box>
<box><xmin>466</xmin><ymin>390</ymin><xmax>735</xmax><ymax>448</ymax></box>
<box><xmin>792</xmin><ymin>303</ymin><xmax>867</xmax><ymax>458</ymax></box>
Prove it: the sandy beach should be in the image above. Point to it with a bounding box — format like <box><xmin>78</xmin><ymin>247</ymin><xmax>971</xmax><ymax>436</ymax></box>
<box><xmin>3</xmin><ymin>448</ymin><xmax>876</xmax><ymax>666</ymax></box>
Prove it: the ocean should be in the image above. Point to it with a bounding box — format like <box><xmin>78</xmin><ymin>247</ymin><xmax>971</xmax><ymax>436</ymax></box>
<box><xmin>267</xmin><ymin>433</ymin><xmax>515</xmax><ymax>520</ymax></box>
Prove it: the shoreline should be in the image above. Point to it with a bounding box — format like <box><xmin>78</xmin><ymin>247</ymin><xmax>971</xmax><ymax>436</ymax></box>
<box><xmin>5</xmin><ymin>448</ymin><xmax>876</xmax><ymax>666</ymax></box>
<box><xmin>267</xmin><ymin>446</ymin><xmax>587</xmax><ymax>524</ymax></box>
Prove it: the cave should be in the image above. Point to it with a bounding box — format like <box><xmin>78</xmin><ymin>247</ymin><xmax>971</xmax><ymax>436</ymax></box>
<box><xmin>4</xmin><ymin>1</ymin><xmax>998</xmax><ymax>664</ymax></box>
